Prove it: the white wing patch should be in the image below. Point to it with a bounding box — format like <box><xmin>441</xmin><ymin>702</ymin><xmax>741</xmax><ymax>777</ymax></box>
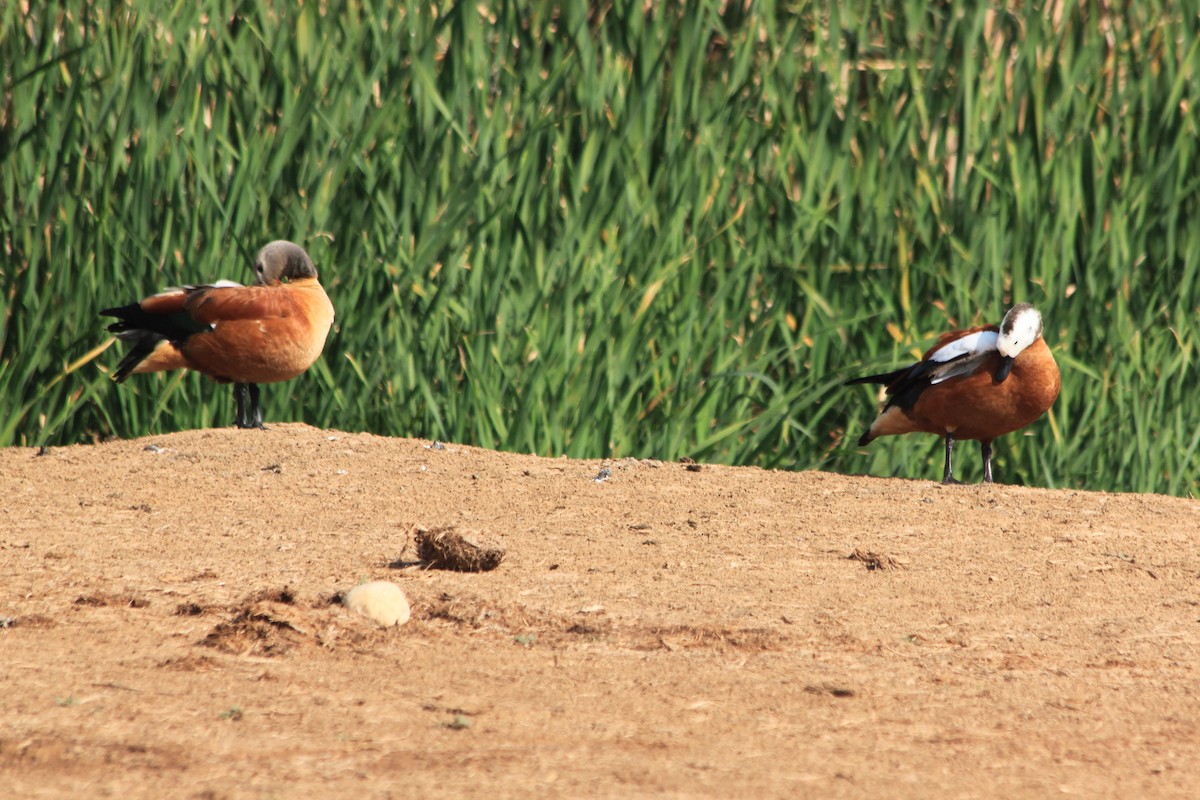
<box><xmin>152</xmin><ymin>279</ymin><xmax>243</xmax><ymax>296</ymax></box>
<box><xmin>929</xmin><ymin>331</ymin><xmax>998</xmax><ymax>362</ymax></box>
<box><xmin>927</xmin><ymin>330</ymin><xmax>999</xmax><ymax>385</ymax></box>
<box><xmin>181</xmin><ymin>279</ymin><xmax>243</xmax><ymax>291</ymax></box>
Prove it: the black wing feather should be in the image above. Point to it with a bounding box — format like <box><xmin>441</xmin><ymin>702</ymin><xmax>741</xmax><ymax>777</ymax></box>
<box><xmin>845</xmin><ymin>354</ymin><xmax>973</xmax><ymax>414</ymax></box>
<box><xmin>100</xmin><ymin>301</ymin><xmax>211</xmax><ymax>383</ymax></box>
<box><xmin>100</xmin><ymin>301</ymin><xmax>209</xmax><ymax>342</ymax></box>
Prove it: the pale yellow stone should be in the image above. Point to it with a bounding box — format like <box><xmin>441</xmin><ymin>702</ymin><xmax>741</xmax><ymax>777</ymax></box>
<box><xmin>343</xmin><ymin>581</ymin><xmax>411</xmax><ymax>627</ymax></box>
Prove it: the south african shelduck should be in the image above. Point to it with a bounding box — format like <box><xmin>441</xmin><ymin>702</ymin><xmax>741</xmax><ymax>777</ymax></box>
<box><xmin>101</xmin><ymin>241</ymin><xmax>335</xmax><ymax>429</ymax></box>
<box><xmin>846</xmin><ymin>304</ymin><xmax>1060</xmax><ymax>484</ymax></box>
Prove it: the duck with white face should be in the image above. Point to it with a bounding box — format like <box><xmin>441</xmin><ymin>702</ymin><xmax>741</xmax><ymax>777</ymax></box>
<box><xmin>846</xmin><ymin>304</ymin><xmax>1061</xmax><ymax>484</ymax></box>
<box><xmin>995</xmin><ymin>302</ymin><xmax>1045</xmax><ymax>381</ymax></box>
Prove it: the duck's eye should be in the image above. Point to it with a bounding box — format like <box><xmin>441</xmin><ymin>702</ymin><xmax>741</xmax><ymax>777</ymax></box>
<box><xmin>255</xmin><ymin>261</ymin><xmax>264</xmax><ymax>274</ymax></box>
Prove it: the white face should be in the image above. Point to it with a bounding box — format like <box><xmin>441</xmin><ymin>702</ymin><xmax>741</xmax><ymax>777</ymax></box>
<box><xmin>996</xmin><ymin>304</ymin><xmax>1043</xmax><ymax>358</ymax></box>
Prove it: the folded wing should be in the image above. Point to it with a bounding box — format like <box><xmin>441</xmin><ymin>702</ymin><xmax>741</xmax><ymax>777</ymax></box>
<box><xmin>846</xmin><ymin>325</ymin><xmax>1001</xmax><ymax>413</ymax></box>
<box><xmin>926</xmin><ymin>330</ymin><xmax>999</xmax><ymax>384</ymax></box>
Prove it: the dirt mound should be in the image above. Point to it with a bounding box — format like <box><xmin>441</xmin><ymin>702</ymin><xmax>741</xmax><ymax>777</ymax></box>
<box><xmin>2</xmin><ymin>424</ymin><xmax>1198</xmax><ymax>797</ymax></box>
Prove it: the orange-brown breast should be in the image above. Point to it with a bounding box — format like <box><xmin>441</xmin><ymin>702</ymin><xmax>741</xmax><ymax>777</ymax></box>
<box><xmin>903</xmin><ymin>337</ymin><xmax>1060</xmax><ymax>440</ymax></box>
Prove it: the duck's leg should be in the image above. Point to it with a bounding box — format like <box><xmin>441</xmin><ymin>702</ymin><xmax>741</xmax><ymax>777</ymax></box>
<box><xmin>247</xmin><ymin>383</ymin><xmax>264</xmax><ymax>429</ymax></box>
<box><xmin>980</xmin><ymin>439</ymin><xmax>995</xmax><ymax>483</ymax></box>
<box><xmin>941</xmin><ymin>434</ymin><xmax>961</xmax><ymax>485</ymax></box>
<box><xmin>233</xmin><ymin>383</ymin><xmax>265</xmax><ymax>429</ymax></box>
<box><xmin>234</xmin><ymin>383</ymin><xmax>250</xmax><ymax>428</ymax></box>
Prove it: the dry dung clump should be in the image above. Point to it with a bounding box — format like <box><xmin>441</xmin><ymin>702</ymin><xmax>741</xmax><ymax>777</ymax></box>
<box><xmin>415</xmin><ymin>526</ymin><xmax>505</xmax><ymax>572</ymax></box>
<box><xmin>200</xmin><ymin>589</ymin><xmax>307</xmax><ymax>656</ymax></box>
<box><xmin>848</xmin><ymin>548</ymin><xmax>901</xmax><ymax>571</ymax></box>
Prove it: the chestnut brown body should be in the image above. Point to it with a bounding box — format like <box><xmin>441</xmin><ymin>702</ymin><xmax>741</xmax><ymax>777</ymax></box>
<box><xmin>102</xmin><ymin>241</ymin><xmax>334</xmax><ymax>428</ymax></box>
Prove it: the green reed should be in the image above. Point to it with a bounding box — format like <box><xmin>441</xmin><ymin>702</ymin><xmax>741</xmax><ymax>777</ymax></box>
<box><xmin>2</xmin><ymin>1</ymin><xmax>1197</xmax><ymax>495</ymax></box>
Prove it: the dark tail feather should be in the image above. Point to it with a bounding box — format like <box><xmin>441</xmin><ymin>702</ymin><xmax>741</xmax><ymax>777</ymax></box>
<box><xmin>102</xmin><ymin>301</ymin><xmax>205</xmax><ymax>382</ymax></box>
<box><xmin>101</xmin><ymin>302</ymin><xmax>200</xmax><ymax>340</ymax></box>
<box><xmin>101</xmin><ymin>303</ymin><xmax>163</xmax><ymax>383</ymax></box>
<box><xmin>844</xmin><ymin>367</ymin><xmax>908</xmax><ymax>387</ymax></box>
<box><xmin>848</xmin><ymin>368</ymin><xmax>899</xmax><ymax>448</ymax></box>
<box><xmin>109</xmin><ymin>329</ymin><xmax>165</xmax><ymax>382</ymax></box>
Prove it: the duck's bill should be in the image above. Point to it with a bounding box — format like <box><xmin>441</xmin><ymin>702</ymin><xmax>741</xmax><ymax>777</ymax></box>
<box><xmin>995</xmin><ymin>355</ymin><xmax>1015</xmax><ymax>382</ymax></box>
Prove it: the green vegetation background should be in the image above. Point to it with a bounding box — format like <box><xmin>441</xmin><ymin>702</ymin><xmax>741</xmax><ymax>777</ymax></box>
<box><xmin>3</xmin><ymin>2</ymin><xmax>1198</xmax><ymax>495</ymax></box>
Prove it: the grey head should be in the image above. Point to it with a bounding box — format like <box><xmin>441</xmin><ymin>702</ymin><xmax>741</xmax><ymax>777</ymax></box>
<box><xmin>253</xmin><ymin>240</ymin><xmax>318</xmax><ymax>285</ymax></box>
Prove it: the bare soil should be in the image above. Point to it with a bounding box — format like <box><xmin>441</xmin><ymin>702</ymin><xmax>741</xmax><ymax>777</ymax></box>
<box><xmin>2</xmin><ymin>424</ymin><xmax>1199</xmax><ymax>798</ymax></box>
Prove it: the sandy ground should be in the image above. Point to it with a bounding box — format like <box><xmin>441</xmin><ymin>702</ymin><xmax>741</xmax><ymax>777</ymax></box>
<box><xmin>2</xmin><ymin>423</ymin><xmax>1199</xmax><ymax>798</ymax></box>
